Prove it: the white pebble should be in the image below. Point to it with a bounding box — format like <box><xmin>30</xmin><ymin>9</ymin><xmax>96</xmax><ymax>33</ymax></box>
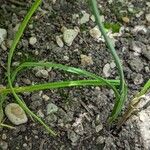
<box><xmin>0</xmin><ymin>28</ymin><xmax>7</xmax><ymax>45</ymax></box>
<box><xmin>103</xmin><ymin>63</ymin><xmax>111</xmax><ymax>77</ymax></box>
<box><xmin>5</xmin><ymin>103</ymin><xmax>28</xmax><ymax>125</ymax></box>
<box><xmin>56</xmin><ymin>35</ymin><xmax>64</xmax><ymax>47</ymax></box>
<box><xmin>145</xmin><ymin>14</ymin><xmax>150</xmax><ymax>23</ymax></box>
<box><xmin>29</xmin><ymin>37</ymin><xmax>37</xmax><ymax>45</ymax></box>
<box><xmin>35</xmin><ymin>69</ymin><xmax>49</xmax><ymax>78</ymax></box>
<box><xmin>79</xmin><ymin>11</ymin><xmax>90</xmax><ymax>24</ymax></box>
<box><xmin>89</xmin><ymin>26</ymin><xmax>101</xmax><ymax>40</ymax></box>
<box><xmin>63</xmin><ymin>28</ymin><xmax>78</xmax><ymax>46</ymax></box>
<box><xmin>80</xmin><ymin>54</ymin><xmax>93</xmax><ymax>66</ymax></box>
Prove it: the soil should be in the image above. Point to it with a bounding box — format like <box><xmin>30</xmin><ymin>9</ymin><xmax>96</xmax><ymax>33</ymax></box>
<box><xmin>0</xmin><ymin>0</ymin><xmax>150</xmax><ymax>150</ymax></box>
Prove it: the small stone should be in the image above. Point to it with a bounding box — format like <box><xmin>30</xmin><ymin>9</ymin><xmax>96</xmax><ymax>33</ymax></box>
<box><xmin>131</xmin><ymin>41</ymin><xmax>145</xmax><ymax>54</ymax></box>
<box><xmin>142</xmin><ymin>46</ymin><xmax>150</xmax><ymax>60</ymax></box>
<box><xmin>79</xmin><ymin>11</ymin><xmax>90</xmax><ymax>24</ymax></box>
<box><xmin>80</xmin><ymin>54</ymin><xmax>93</xmax><ymax>66</ymax></box>
<box><xmin>0</xmin><ymin>141</ymin><xmax>8</xmax><ymax>150</ymax></box>
<box><xmin>110</xmin><ymin>62</ymin><xmax>116</xmax><ymax>68</ymax></box>
<box><xmin>22</xmin><ymin>78</ymin><xmax>31</xmax><ymax>85</ymax></box>
<box><xmin>29</xmin><ymin>37</ymin><xmax>37</xmax><ymax>45</ymax></box>
<box><xmin>2</xmin><ymin>134</ymin><xmax>7</xmax><ymax>140</ymax></box>
<box><xmin>67</xmin><ymin>130</ymin><xmax>80</xmax><ymax>143</ymax></box>
<box><xmin>0</xmin><ymin>28</ymin><xmax>7</xmax><ymax>45</ymax></box>
<box><xmin>63</xmin><ymin>28</ymin><xmax>78</xmax><ymax>46</ymax></box>
<box><xmin>134</xmin><ymin>74</ymin><xmax>143</xmax><ymax>85</ymax></box>
<box><xmin>42</xmin><ymin>94</ymin><xmax>50</xmax><ymax>101</ymax></box>
<box><xmin>145</xmin><ymin>14</ymin><xmax>150</xmax><ymax>22</ymax></box>
<box><xmin>122</xmin><ymin>16</ymin><xmax>130</xmax><ymax>23</ymax></box>
<box><xmin>95</xmin><ymin>123</ymin><xmax>103</xmax><ymax>132</ymax></box>
<box><xmin>145</xmin><ymin>66</ymin><xmax>149</xmax><ymax>73</ymax></box>
<box><xmin>129</xmin><ymin>57</ymin><xmax>144</xmax><ymax>72</ymax></box>
<box><xmin>35</xmin><ymin>69</ymin><xmax>49</xmax><ymax>78</ymax></box>
<box><xmin>37</xmin><ymin>109</ymin><xmax>44</xmax><ymax>118</ymax></box>
<box><xmin>5</xmin><ymin>103</ymin><xmax>28</xmax><ymax>125</ymax></box>
<box><xmin>63</xmin><ymin>56</ymin><xmax>69</xmax><ymax>61</ymax></box>
<box><xmin>103</xmin><ymin>63</ymin><xmax>111</xmax><ymax>77</ymax></box>
<box><xmin>46</xmin><ymin>103</ymin><xmax>58</xmax><ymax>115</ymax></box>
<box><xmin>1</xmin><ymin>41</ymin><xmax>7</xmax><ymax>51</ymax></box>
<box><xmin>90</xmin><ymin>15</ymin><xmax>105</xmax><ymax>22</ymax></box>
<box><xmin>89</xmin><ymin>26</ymin><xmax>101</xmax><ymax>40</ymax></box>
<box><xmin>56</xmin><ymin>36</ymin><xmax>64</xmax><ymax>47</ymax></box>
<box><xmin>96</xmin><ymin>136</ymin><xmax>105</xmax><ymax>144</ymax></box>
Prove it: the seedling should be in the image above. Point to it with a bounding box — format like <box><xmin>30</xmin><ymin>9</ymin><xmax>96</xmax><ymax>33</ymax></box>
<box><xmin>0</xmin><ymin>0</ymin><xmax>149</xmax><ymax>136</ymax></box>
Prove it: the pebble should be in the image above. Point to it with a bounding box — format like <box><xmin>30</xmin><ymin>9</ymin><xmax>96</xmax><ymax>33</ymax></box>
<box><xmin>145</xmin><ymin>14</ymin><xmax>150</xmax><ymax>23</ymax></box>
<box><xmin>90</xmin><ymin>15</ymin><xmax>105</xmax><ymax>22</ymax></box>
<box><xmin>131</xmin><ymin>41</ymin><xmax>144</xmax><ymax>54</ymax></box>
<box><xmin>133</xmin><ymin>74</ymin><xmax>143</xmax><ymax>85</ymax></box>
<box><xmin>5</xmin><ymin>103</ymin><xmax>28</xmax><ymax>125</ymax></box>
<box><xmin>129</xmin><ymin>57</ymin><xmax>144</xmax><ymax>72</ymax></box>
<box><xmin>56</xmin><ymin>35</ymin><xmax>64</xmax><ymax>47</ymax></box>
<box><xmin>0</xmin><ymin>141</ymin><xmax>8</xmax><ymax>150</ymax></box>
<box><xmin>29</xmin><ymin>36</ymin><xmax>37</xmax><ymax>45</ymax></box>
<box><xmin>67</xmin><ymin>130</ymin><xmax>80</xmax><ymax>143</ymax></box>
<box><xmin>122</xmin><ymin>16</ymin><xmax>130</xmax><ymax>23</ymax></box>
<box><xmin>79</xmin><ymin>11</ymin><xmax>90</xmax><ymax>24</ymax></box>
<box><xmin>37</xmin><ymin>109</ymin><xmax>44</xmax><ymax>118</ymax></box>
<box><xmin>110</xmin><ymin>62</ymin><xmax>116</xmax><ymax>68</ymax></box>
<box><xmin>80</xmin><ymin>54</ymin><xmax>93</xmax><ymax>66</ymax></box>
<box><xmin>46</xmin><ymin>103</ymin><xmax>58</xmax><ymax>115</ymax></box>
<box><xmin>63</xmin><ymin>27</ymin><xmax>79</xmax><ymax>46</ymax></box>
<box><xmin>42</xmin><ymin>94</ymin><xmax>50</xmax><ymax>101</ymax></box>
<box><xmin>35</xmin><ymin>69</ymin><xmax>49</xmax><ymax>78</ymax></box>
<box><xmin>89</xmin><ymin>26</ymin><xmax>101</xmax><ymax>40</ymax></box>
<box><xmin>142</xmin><ymin>46</ymin><xmax>150</xmax><ymax>60</ymax></box>
<box><xmin>0</xmin><ymin>28</ymin><xmax>7</xmax><ymax>45</ymax></box>
<box><xmin>2</xmin><ymin>134</ymin><xmax>7</xmax><ymax>140</ymax></box>
<box><xmin>96</xmin><ymin>136</ymin><xmax>105</xmax><ymax>144</ymax></box>
<box><xmin>95</xmin><ymin>123</ymin><xmax>103</xmax><ymax>132</ymax></box>
<box><xmin>103</xmin><ymin>63</ymin><xmax>111</xmax><ymax>77</ymax></box>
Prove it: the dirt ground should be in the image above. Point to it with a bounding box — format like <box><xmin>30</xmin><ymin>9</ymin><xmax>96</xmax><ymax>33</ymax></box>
<box><xmin>0</xmin><ymin>0</ymin><xmax>150</xmax><ymax>150</ymax></box>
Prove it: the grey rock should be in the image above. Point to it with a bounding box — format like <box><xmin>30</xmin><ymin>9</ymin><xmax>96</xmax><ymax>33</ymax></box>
<box><xmin>67</xmin><ymin>130</ymin><xmax>80</xmax><ymax>143</ymax></box>
<box><xmin>0</xmin><ymin>28</ymin><xmax>7</xmax><ymax>45</ymax></box>
<box><xmin>5</xmin><ymin>103</ymin><xmax>28</xmax><ymax>125</ymax></box>
<box><xmin>142</xmin><ymin>46</ymin><xmax>150</xmax><ymax>60</ymax></box>
<box><xmin>35</xmin><ymin>69</ymin><xmax>49</xmax><ymax>78</ymax></box>
<box><xmin>63</xmin><ymin>28</ymin><xmax>79</xmax><ymax>46</ymax></box>
<box><xmin>95</xmin><ymin>123</ymin><xmax>103</xmax><ymax>132</ymax></box>
<box><xmin>0</xmin><ymin>141</ymin><xmax>8</xmax><ymax>150</ymax></box>
<box><xmin>79</xmin><ymin>11</ymin><xmax>90</xmax><ymax>24</ymax></box>
<box><xmin>96</xmin><ymin>136</ymin><xmax>105</xmax><ymax>144</ymax></box>
<box><xmin>46</xmin><ymin>114</ymin><xmax>57</xmax><ymax>123</ymax></box>
<box><xmin>129</xmin><ymin>57</ymin><xmax>144</xmax><ymax>72</ymax></box>
<box><xmin>46</xmin><ymin>103</ymin><xmax>58</xmax><ymax>115</ymax></box>
<box><xmin>133</xmin><ymin>74</ymin><xmax>143</xmax><ymax>85</ymax></box>
<box><xmin>131</xmin><ymin>41</ymin><xmax>146</xmax><ymax>54</ymax></box>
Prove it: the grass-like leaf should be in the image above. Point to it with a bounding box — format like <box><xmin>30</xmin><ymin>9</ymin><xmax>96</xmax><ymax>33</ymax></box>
<box><xmin>11</xmin><ymin>62</ymin><xmax>120</xmax><ymax>98</ymax></box>
<box><xmin>89</xmin><ymin>0</ymin><xmax>126</xmax><ymax>122</ymax></box>
<box><xmin>0</xmin><ymin>79</ymin><xmax>119</xmax><ymax>95</ymax></box>
<box><xmin>6</xmin><ymin>0</ymin><xmax>57</xmax><ymax>136</ymax></box>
